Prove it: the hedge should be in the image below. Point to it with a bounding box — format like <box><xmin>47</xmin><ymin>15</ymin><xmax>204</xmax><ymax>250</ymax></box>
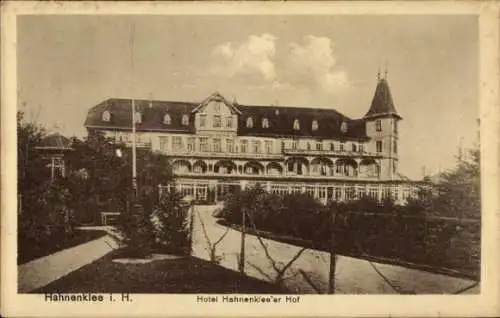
<box><xmin>216</xmin><ymin>185</ymin><xmax>480</xmax><ymax>279</ymax></box>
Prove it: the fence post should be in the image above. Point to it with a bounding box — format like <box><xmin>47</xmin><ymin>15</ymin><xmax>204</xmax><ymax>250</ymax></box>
<box><xmin>239</xmin><ymin>209</ymin><xmax>246</xmax><ymax>274</ymax></box>
<box><xmin>328</xmin><ymin>205</ymin><xmax>338</xmax><ymax>294</ymax></box>
<box><xmin>189</xmin><ymin>204</ymin><xmax>195</xmax><ymax>255</ymax></box>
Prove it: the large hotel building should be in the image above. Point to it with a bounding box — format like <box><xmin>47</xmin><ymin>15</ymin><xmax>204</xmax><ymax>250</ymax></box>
<box><xmin>84</xmin><ymin>75</ymin><xmax>419</xmax><ymax>204</ymax></box>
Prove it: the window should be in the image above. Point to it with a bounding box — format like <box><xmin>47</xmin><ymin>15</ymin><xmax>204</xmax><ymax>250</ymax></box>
<box><xmin>376</xmin><ymin>119</ymin><xmax>382</xmax><ymax>132</ymax></box>
<box><xmin>376</xmin><ymin>140</ymin><xmax>383</xmax><ymax>153</ymax></box>
<box><xmin>293</xmin><ymin>119</ymin><xmax>300</xmax><ymax>130</ymax></box>
<box><xmin>164</xmin><ymin>114</ymin><xmax>171</xmax><ymax>125</ymax></box>
<box><xmin>352</xmin><ymin>143</ymin><xmax>357</xmax><ymax>152</ymax></box>
<box><xmin>182</xmin><ymin>114</ymin><xmax>189</xmax><ymax>126</ymax></box>
<box><xmin>265</xmin><ymin>140</ymin><xmax>272</xmax><ymax>154</ymax></box>
<box><xmin>292</xmin><ymin>140</ymin><xmax>298</xmax><ymax>150</ymax></box>
<box><xmin>199</xmin><ymin>114</ymin><xmax>206</xmax><ymax>127</ymax></box>
<box><xmin>172</xmin><ymin>136</ymin><xmax>183</xmax><ymax>151</ymax></box>
<box><xmin>200</xmin><ymin>137</ymin><xmax>209</xmax><ymax>152</ymax></box>
<box><xmin>393</xmin><ymin>160</ymin><xmax>398</xmax><ymax>174</ymax></box>
<box><xmin>213</xmin><ymin>115</ymin><xmax>221</xmax><ymax>128</ymax></box>
<box><xmin>359</xmin><ymin>143</ymin><xmax>364</xmax><ymax>153</ymax></box>
<box><xmin>340</xmin><ymin>121</ymin><xmax>348</xmax><ymax>133</ymax></box>
<box><xmin>340</xmin><ymin>143</ymin><xmax>345</xmax><ymax>152</ymax></box>
<box><xmin>226</xmin><ymin>139</ymin><xmax>234</xmax><ymax>152</ymax></box>
<box><xmin>393</xmin><ymin>140</ymin><xmax>397</xmax><ymax>154</ymax></box>
<box><xmin>213</xmin><ymin>139</ymin><xmax>221</xmax><ymax>152</ymax></box>
<box><xmin>187</xmin><ymin>137</ymin><xmax>195</xmax><ymax>152</ymax></box>
<box><xmin>394</xmin><ymin>120</ymin><xmax>398</xmax><ymax>134</ymax></box>
<box><xmin>214</xmin><ymin>103</ymin><xmax>221</xmax><ymax>113</ymax></box>
<box><xmin>134</xmin><ymin>112</ymin><xmax>142</xmax><ymax>124</ymax></box>
<box><xmin>226</xmin><ymin>116</ymin><xmax>233</xmax><ymax>128</ymax></box>
<box><xmin>246</xmin><ymin>117</ymin><xmax>253</xmax><ymax>128</ymax></box>
<box><xmin>330</xmin><ymin>143</ymin><xmax>335</xmax><ymax>151</ymax></box>
<box><xmin>252</xmin><ymin>141</ymin><xmax>261</xmax><ymax>153</ymax></box>
<box><xmin>159</xmin><ymin>136</ymin><xmax>169</xmax><ymax>151</ymax></box>
<box><xmin>312</xmin><ymin>120</ymin><xmax>318</xmax><ymax>131</ymax></box>
<box><xmin>262</xmin><ymin>118</ymin><xmax>269</xmax><ymax>128</ymax></box>
<box><xmin>102</xmin><ymin>111</ymin><xmax>111</xmax><ymax>122</ymax></box>
<box><xmin>316</xmin><ymin>142</ymin><xmax>322</xmax><ymax>151</ymax></box>
<box><xmin>240</xmin><ymin>140</ymin><xmax>248</xmax><ymax>153</ymax></box>
<box><xmin>307</xmin><ymin>143</ymin><xmax>311</xmax><ymax>151</ymax></box>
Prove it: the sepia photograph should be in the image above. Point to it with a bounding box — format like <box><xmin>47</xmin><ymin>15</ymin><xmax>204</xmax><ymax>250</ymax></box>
<box><xmin>2</xmin><ymin>1</ymin><xmax>499</xmax><ymax>317</ymax></box>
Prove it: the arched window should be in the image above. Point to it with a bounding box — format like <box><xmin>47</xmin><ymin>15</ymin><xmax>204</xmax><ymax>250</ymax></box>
<box><xmin>163</xmin><ymin>113</ymin><xmax>171</xmax><ymax>125</ymax></box>
<box><xmin>293</xmin><ymin>119</ymin><xmax>300</xmax><ymax>130</ymax></box>
<box><xmin>262</xmin><ymin>118</ymin><xmax>269</xmax><ymax>128</ymax></box>
<box><xmin>102</xmin><ymin>111</ymin><xmax>111</xmax><ymax>122</ymax></box>
<box><xmin>246</xmin><ymin>117</ymin><xmax>253</xmax><ymax>128</ymax></box>
<box><xmin>134</xmin><ymin>112</ymin><xmax>142</xmax><ymax>124</ymax></box>
<box><xmin>312</xmin><ymin>120</ymin><xmax>318</xmax><ymax>131</ymax></box>
<box><xmin>340</xmin><ymin>121</ymin><xmax>348</xmax><ymax>133</ymax></box>
<box><xmin>182</xmin><ymin>114</ymin><xmax>189</xmax><ymax>126</ymax></box>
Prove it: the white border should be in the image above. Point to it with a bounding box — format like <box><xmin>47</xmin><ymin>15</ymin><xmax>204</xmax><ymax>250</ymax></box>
<box><xmin>2</xmin><ymin>1</ymin><xmax>499</xmax><ymax>317</ymax></box>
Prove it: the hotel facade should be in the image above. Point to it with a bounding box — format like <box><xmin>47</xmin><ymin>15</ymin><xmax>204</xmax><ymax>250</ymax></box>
<box><xmin>84</xmin><ymin>76</ymin><xmax>420</xmax><ymax>204</ymax></box>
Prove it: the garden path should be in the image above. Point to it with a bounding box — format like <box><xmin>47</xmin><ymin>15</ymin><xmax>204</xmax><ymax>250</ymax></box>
<box><xmin>18</xmin><ymin>229</ymin><xmax>119</xmax><ymax>293</ymax></box>
<box><xmin>191</xmin><ymin>205</ymin><xmax>480</xmax><ymax>294</ymax></box>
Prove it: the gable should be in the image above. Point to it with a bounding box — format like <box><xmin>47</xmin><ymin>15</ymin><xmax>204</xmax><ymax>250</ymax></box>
<box><xmin>191</xmin><ymin>92</ymin><xmax>242</xmax><ymax>115</ymax></box>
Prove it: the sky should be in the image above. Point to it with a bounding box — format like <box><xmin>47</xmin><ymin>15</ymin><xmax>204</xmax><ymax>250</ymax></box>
<box><xmin>17</xmin><ymin>15</ymin><xmax>479</xmax><ymax>180</ymax></box>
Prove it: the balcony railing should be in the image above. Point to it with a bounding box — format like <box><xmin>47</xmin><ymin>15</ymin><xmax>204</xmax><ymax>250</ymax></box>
<box><xmin>283</xmin><ymin>147</ymin><xmax>381</xmax><ymax>157</ymax></box>
<box><xmin>163</xmin><ymin>149</ymin><xmax>282</xmax><ymax>159</ymax></box>
<box><xmin>173</xmin><ymin>170</ymin><xmax>381</xmax><ymax>181</ymax></box>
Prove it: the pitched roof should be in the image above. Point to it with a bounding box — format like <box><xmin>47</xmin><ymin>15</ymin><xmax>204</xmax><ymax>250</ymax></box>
<box><xmin>364</xmin><ymin>78</ymin><xmax>401</xmax><ymax>120</ymax></box>
<box><xmin>237</xmin><ymin>105</ymin><xmax>366</xmax><ymax>139</ymax></box>
<box><xmin>85</xmin><ymin>98</ymin><xmax>197</xmax><ymax>133</ymax></box>
<box><xmin>36</xmin><ymin>133</ymin><xmax>73</xmax><ymax>150</ymax></box>
<box><xmin>85</xmin><ymin>96</ymin><xmax>368</xmax><ymax>140</ymax></box>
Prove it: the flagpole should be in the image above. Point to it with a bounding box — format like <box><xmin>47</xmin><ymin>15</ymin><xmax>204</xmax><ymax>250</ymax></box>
<box><xmin>130</xmin><ymin>20</ymin><xmax>138</xmax><ymax>200</ymax></box>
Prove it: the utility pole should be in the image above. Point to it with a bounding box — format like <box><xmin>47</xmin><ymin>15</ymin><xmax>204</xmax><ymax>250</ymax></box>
<box><xmin>130</xmin><ymin>20</ymin><xmax>138</xmax><ymax>201</ymax></box>
<box><xmin>328</xmin><ymin>206</ymin><xmax>338</xmax><ymax>294</ymax></box>
<box><xmin>239</xmin><ymin>209</ymin><xmax>246</xmax><ymax>274</ymax></box>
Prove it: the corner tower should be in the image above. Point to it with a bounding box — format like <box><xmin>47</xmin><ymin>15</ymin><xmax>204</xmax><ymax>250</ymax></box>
<box><xmin>364</xmin><ymin>72</ymin><xmax>402</xmax><ymax>180</ymax></box>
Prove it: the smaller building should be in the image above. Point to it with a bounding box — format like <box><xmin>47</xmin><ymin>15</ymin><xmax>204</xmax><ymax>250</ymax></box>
<box><xmin>35</xmin><ymin>133</ymin><xmax>74</xmax><ymax>181</ymax></box>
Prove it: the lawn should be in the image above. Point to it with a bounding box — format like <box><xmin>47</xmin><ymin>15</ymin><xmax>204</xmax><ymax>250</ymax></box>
<box><xmin>33</xmin><ymin>249</ymin><xmax>289</xmax><ymax>294</ymax></box>
<box><xmin>18</xmin><ymin>229</ymin><xmax>107</xmax><ymax>265</ymax></box>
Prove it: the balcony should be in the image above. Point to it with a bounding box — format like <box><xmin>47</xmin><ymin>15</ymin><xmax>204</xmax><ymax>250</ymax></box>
<box><xmin>172</xmin><ymin>170</ymin><xmax>381</xmax><ymax>181</ymax></box>
<box><xmin>283</xmin><ymin>147</ymin><xmax>381</xmax><ymax>158</ymax></box>
<box><xmin>163</xmin><ymin>149</ymin><xmax>282</xmax><ymax>160</ymax></box>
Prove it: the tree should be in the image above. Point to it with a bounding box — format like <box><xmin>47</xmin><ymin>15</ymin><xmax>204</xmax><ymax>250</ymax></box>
<box><xmin>17</xmin><ymin>111</ymin><xmax>47</xmax><ymax>204</ymax></box>
<box><xmin>432</xmin><ymin>147</ymin><xmax>481</xmax><ymax>219</ymax></box>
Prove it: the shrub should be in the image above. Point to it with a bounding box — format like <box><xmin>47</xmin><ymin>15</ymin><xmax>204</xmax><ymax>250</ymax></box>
<box><xmin>150</xmin><ymin>190</ymin><xmax>191</xmax><ymax>255</ymax></box>
<box><xmin>18</xmin><ymin>179</ymin><xmax>75</xmax><ymax>265</ymax></box>
<box><xmin>116</xmin><ymin>197</ymin><xmax>155</xmax><ymax>258</ymax></box>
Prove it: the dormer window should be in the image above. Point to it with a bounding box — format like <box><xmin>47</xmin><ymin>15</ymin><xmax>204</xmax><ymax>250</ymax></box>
<box><xmin>262</xmin><ymin>118</ymin><xmax>269</xmax><ymax>128</ymax></box>
<box><xmin>246</xmin><ymin>117</ymin><xmax>253</xmax><ymax>128</ymax></box>
<box><xmin>312</xmin><ymin>120</ymin><xmax>318</xmax><ymax>131</ymax></box>
<box><xmin>163</xmin><ymin>114</ymin><xmax>171</xmax><ymax>125</ymax></box>
<box><xmin>134</xmin><ymin>112</ymin><xmax>142</xmax><ymax>124</ymax></box>
<box><xmin>340</xmin><ymin>121</ymin><xmax>348</xmax><ymax>133</ymax></box>
<box><xmin>102</xmin><ymin>110</ymin><xmax>111</xmax><ymax>122</ymax></box>
<box><xmin>293</xmin><ymin>119</ymin><xmax>300</xmax><ymax>131</ymax></box>
<box><xmin>182</xmin><ymin>114</ymin><xmax>189</xmax><ymax>126</ymax></box>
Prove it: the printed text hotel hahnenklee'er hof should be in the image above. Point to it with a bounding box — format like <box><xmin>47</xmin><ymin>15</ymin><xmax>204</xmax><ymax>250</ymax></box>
<box><xmin>84</xmin><ymin>74</ymin><xmax>420</xmax><ymax>203</ymax></box>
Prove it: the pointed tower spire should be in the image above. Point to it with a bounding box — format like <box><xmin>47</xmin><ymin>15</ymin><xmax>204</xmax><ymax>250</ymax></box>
<box><xmin>364</xmin><ymin>71</ymin><xmax>401</xmax><ymax>120</ymax></box>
